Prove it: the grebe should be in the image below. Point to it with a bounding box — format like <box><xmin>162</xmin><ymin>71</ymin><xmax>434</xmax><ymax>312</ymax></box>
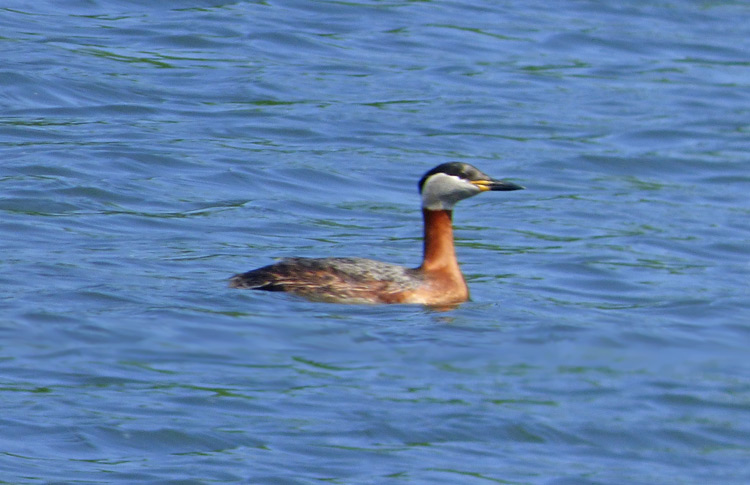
<box><xmin>230</xmin><ymin>162</ymin><xmax>524</xmax><ymax>305</ymax></box>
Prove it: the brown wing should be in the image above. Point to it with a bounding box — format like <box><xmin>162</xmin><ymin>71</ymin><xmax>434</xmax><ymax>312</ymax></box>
<box><xmin>229</xmin><ymin>257</ymin><xmax>422</xmax><ymax>303</ymax></box>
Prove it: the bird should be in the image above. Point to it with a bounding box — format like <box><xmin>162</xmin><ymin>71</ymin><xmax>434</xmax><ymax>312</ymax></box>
<box><xmin>230</xmin><ymin>162</ymin><xmax>524</xmax><ymax>306</ymax></box>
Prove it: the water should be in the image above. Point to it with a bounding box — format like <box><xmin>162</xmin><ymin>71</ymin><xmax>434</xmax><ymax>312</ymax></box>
<box><xmin>2</xmin><ymin>0</ymin><xmax>749</xmax><ymax>483</ymax></box>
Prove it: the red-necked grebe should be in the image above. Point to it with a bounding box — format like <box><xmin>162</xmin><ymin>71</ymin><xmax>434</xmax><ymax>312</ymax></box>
<box><xmin>229</xmin><ymin>162</ymin><xmax>524</xmax><ymax>305</ymax></box>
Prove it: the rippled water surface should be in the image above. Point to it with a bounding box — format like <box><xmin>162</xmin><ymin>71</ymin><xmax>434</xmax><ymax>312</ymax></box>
<box><xmin>2</xmin><ymin>1</ymin><xmax>749</xmax><ymax>483</ymax></box>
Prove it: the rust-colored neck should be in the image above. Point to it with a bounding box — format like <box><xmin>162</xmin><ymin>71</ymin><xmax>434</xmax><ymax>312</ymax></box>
<box><xmin>420</xmin><ymin>209</ymin><xmax>461</xmax><ymax>274</ymax></box>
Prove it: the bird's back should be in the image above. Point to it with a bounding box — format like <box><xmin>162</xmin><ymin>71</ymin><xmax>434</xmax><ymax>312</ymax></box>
<box><xmin>229</xmin><ymin>257</ymin><xmax>423</xmax><ymax>304</ymax></box>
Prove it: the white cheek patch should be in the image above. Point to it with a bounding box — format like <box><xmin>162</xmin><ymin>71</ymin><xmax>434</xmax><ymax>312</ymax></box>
<box><xmin>421</xmin><ymin>173</ymin><xmax>481</xmax><ymax>210</ymax></box>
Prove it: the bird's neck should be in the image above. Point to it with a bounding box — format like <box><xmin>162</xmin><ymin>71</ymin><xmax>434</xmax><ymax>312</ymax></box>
<box><xmin>420</xmin><ymin>209</ymin><xmax>462</xmax><ymax>275</ymax></box>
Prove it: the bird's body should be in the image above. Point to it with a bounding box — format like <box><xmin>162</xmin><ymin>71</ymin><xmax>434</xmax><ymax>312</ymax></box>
<box><xmin>230</xmin><ymin>162</ymin><xmax>523</xmax><ymax>306</ymax></box>
<box><xmin>230</xmin><ymin>257</ymin><xmax>424</xmax><ymax>304</ymax></box>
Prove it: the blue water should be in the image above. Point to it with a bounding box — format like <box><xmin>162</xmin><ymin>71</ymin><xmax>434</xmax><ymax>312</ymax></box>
<box><xmin>2</xmin><ymin>1</ymin><xmax>749</xmax><ymax>483</ymax></box>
